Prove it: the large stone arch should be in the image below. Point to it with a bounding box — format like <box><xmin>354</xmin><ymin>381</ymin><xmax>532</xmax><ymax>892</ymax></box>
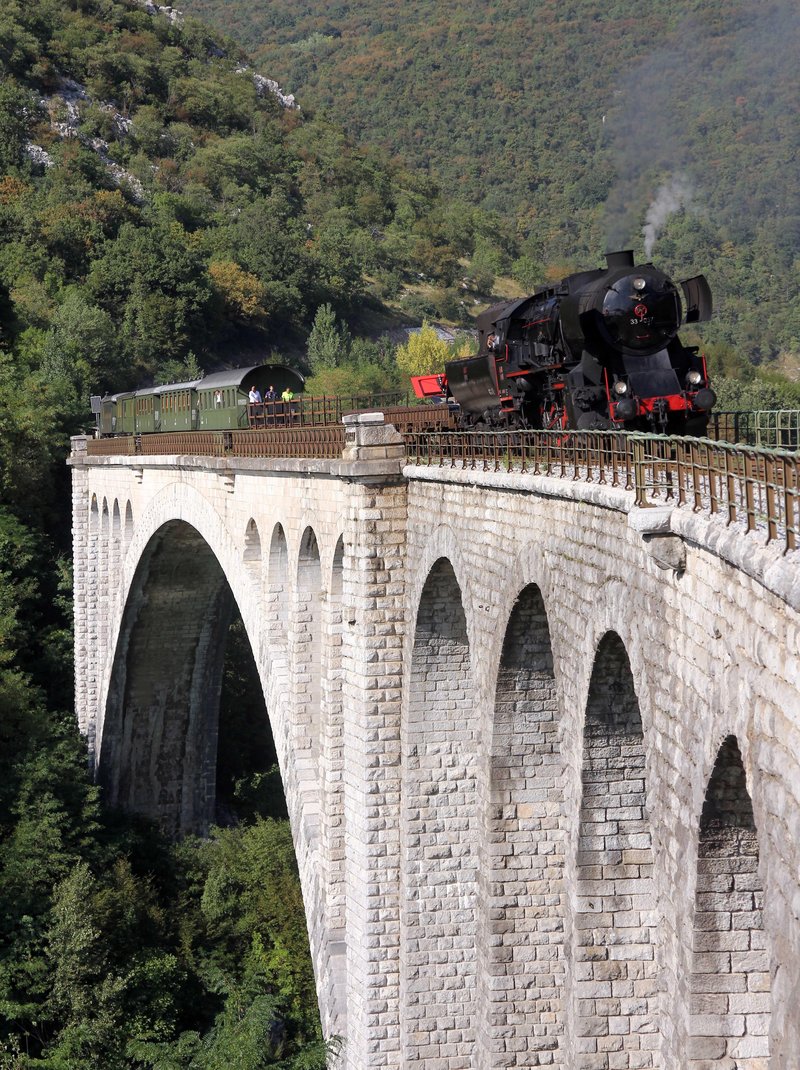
<box><xmin>96</xmin><ymin>482</ymin><xmax>295</xmax><ymax>834</ymax></box>
<box><xmin>99</xmin><ymin>518</ymin><xmax>236</xmax><ymax>834</ymax></box>
<box><xmin>97</xmin><ymin>483</ymin><xmax>279</xmax><ymax>781</ymax></box>
<box><xmin>94</xmin><ymin>485</ymin><xmax>333</xmax><ymax>1016</ymax></box>
<box><xmin>401</xmin><ymin>554</ymin><xmax>479</xmax><ymax>1063</ymax></box>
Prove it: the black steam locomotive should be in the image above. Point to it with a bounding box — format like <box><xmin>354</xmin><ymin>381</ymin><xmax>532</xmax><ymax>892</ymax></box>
<box><xmin>412</xmin><ymin>250</ymin><xmax>715</xmax><ymax>434</ymax></box>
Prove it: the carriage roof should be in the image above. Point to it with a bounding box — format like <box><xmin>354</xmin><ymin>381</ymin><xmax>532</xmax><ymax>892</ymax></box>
<box><xmin>197</xmin><ymin>364</ymin><xmax>306</xmax><ymax>391</ymax></box>
<box><xmin>99</xmin><ymin>364</ymin><xmax>305</xmax><ymax>404</ymax></box>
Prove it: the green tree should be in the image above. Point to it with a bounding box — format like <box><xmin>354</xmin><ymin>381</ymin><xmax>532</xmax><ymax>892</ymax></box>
<box><xmin>88</xmin><ymin>222</ymin><xmax>214</xmax><ymax>377</ymax></box>
<box><xmin>306</xmin><ymin>303</ymin><xmax>348</xmax><ymax>370</ymax></box>
<box><xmin>395</xmin><ymin>322</ymin><xmax>450</xmax><ymax>377</ymax></box>
<box><xmin>40</xmin><ymin>288</ymin><xmax>118</xmax><ymax>397</ymax></box>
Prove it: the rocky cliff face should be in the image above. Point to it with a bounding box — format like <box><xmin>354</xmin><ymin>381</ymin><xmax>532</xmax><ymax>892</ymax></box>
<box><xmin>25</xmin><ymin>0</ymin><xmax>298</xmax><ymax>200</ymax></box>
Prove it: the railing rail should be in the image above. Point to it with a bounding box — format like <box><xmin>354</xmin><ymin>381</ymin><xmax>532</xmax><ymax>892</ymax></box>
<box><xmin>247</xmin><ymin>391</ymin><xmax>412</xmax><ymax>429</ymax></box>
<box><xmin>706</xmin><ymin>409</ymin><xmax>800</xmax><ymax>448</ymax></box>
<box><xmin>752</xmin><ymin>409</ymin><xmax>800</xmax><ymax>450</ymax></box>
<box><xmin>88</xmin><ymin>426</ymin><xmax>347</xmax><ymax>460</ymax></box>
<box><xmin>406</xmin><ymin>430</ymin><xmax>800</xmax><ymax>554</ymax></box>
<box><xmin>84</xmin><ymin>426</ymin><xmax>800</xmax><ymax>554</ymax></box>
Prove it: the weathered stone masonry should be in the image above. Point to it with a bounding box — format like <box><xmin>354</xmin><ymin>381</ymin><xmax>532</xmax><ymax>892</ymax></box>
<box><xmin>70</xmin><ymin>425</ymin><xmax>800</xmax><ymax>1070</ymax></box>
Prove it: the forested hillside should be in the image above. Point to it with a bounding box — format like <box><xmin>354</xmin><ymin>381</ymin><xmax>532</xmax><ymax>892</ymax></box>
<box><xmin>180</xmin><ymin>0</ymin><xmax>800</xmax><ymax>368</ymax></box>
<box><xmin>0</xmin><ymin>0</ymin><xmax>798</xmax><ymax>1061</ymax></box>
<box><xmin>0</xmin><ymin>0</ymin><xmax>442</xmax><ymax>1062</ymax></box>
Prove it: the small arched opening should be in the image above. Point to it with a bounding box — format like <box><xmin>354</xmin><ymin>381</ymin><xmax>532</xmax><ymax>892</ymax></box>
<box><xmin>479</xmin><ymin>583</ymin><xmax>565</xmax><ymax>1062</ymax></box>
<box><xmin>689</xmin><ymin>735</ymin><xmax>770</xmax><ymax>1065</ymax></box>
<box><xmin>572</xmin><ymin>631</ymin><xmax>659</xmax><ymax>1067</ymax></box>
<box><xmin>402</xmin><ymin>557</ymin><xmax>478</xmax><ymax>1062</ymax></box>
<box><xmin>268</xmin><ymin>523</ymin><xmax>290</xmax><ymax>646</ymax></box>
<box><xmin>295</xmin><ymin>526</ymin><xmax>323</xmax><ymax>843</ymax></box>
<box><xmin>243</xmin><ymin>518</ymin><xmax>261</xmax><ymax>572</ymax></box>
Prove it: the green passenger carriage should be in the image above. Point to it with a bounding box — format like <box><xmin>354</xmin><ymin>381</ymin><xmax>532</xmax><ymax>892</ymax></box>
<box><xmin>98</xmin><ymin>365</ymin><xmax>306</xmax><ymax>436</ymax></box>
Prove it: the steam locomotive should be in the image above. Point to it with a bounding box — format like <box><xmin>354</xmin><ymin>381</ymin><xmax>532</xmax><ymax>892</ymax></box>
<box><xmin>412</xmin><ymin>250</ymin><xmax>716</xmax><ymax>434</ymax></box>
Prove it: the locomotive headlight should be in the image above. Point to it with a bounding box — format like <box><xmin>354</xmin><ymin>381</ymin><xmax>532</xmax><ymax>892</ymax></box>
<box><xmin>612</xmin><ymin>380</ymin><xmax>629</xmax><ymax>396</ymax></box>
<box><xmin>632</xmin><ymin>277</ymin><xmax>647</xmax><ymax>291</ymax></box>
<box><xmin>686</xmin><ymin>370</ymin><xmax>703</xmax><ymax>387</ymax></box>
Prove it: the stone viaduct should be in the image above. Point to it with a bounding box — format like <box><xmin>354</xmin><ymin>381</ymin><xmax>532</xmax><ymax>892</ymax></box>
<box><xmin>69</xmin><ymin>418</ymin><xmax>800</xmax><ymax>1069</ymax></box>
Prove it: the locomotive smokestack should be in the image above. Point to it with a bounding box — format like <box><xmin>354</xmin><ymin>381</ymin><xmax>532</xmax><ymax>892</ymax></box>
<box><xmin>605</xmin><ymin>250</ymin><xmax>635</xmax><ymax>269</ymax></box>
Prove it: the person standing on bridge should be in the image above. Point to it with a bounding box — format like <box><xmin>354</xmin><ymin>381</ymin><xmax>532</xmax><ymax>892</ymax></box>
<box><xmin>248</xmin><ymin>385</ymin><xmax>262</xmax><ymax>405</ymax></box>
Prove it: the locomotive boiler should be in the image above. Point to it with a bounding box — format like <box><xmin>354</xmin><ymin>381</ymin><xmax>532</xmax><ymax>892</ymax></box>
<box><xmin>412</xmin><ymin>250</ymin><xmax>716</xmax><ymax>434</ymax></box>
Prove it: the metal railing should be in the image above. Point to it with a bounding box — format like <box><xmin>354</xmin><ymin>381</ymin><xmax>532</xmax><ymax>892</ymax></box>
<box><xmin>752</xmin><ymin>410</ymin><xmax>800</xmax><ymax>450</ymax></box>
<box><xmin>247</xmin><ymin>391</ymin><xmax>412</xmax><ymax>429</ymax></box>
<box><xmin>84</xmin><ymin>425</ymin><xmax>800</xmax><ymax>553</ymax></box>
<box><xmin>87</xmin><ymin>426</ymin><xmax>347</xmax><ymax>460</ymax></box>
<box><xmin>706</xmin><ymin>409</ymin><xmax>800</xmax><ymax>448</ymax></box>
<box><xmin>405</xmin><ymin>430</ymin><xmax>800</xmax><ymax>554</ymax></box>
<box><xmin>705</xmin><ymin>411</ymin><xmax>754</xmax><ymax>444</ymax></box>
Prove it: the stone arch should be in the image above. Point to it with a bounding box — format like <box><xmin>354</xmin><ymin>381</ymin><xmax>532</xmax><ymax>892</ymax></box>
<box><xmin>401</xmin><ymin>556</ymin><xmax>479</xmax><ymax>1062</ymax></box>
<box><xmin>478</xmin><ymin>582</ymin><xmax>565</xmax><ymax>1066</ymax></box>
<box><xmin>322</xmin><ymin>536</ymin><xmax>346</xmax><ymax>930</ymax></box>
<box><xmin>124</xmin><ymin>500</ymin><xmax>134</xmax><ymax>551</ymax></box>
<box><xmin>99</xmin><ymin>498</ymin><xmax>111</xmax><ymax>669</ymax></box>
<box><xmin>294</xmin><ymin>526</ymin><xmax>323</xmax><ymax>844</ymax></box>
<box><xmin>243</xmin><ymin>517</ymin><xmax>261</xmax><ymax>571</ymax></box>
<box><xmin>97</xmin><ymin>486</ymin><xmax>306</xmax><ymax>874</ymax></box>
<box><xmin>99</xmin><ymin>519</ymin><xmax>237</xmax><ymax>835</ymax></box>
<box><xmin>95</xmin><ymin>486</ymin><xmax>328</xmax><ymax>1010</ymax></box>
<box><xmin>319</xmin><ymin>534</ymin><xmax>348</xmax><ymax>1038</ymax></box>
<box><xmin>268</xmin><ymin>523</ymin><xmax>290</xmax><ymax>646</ymax></box>
<box><xmin>100</xmin><ymin>498</ymin><xmax>110</xmax><ymax>556</ymax></box>
<box><xmin>689</xmin><ymin>735</ymin><xmax>771</xmax><ymax>1066</ymax></box>
<box><xmin>406</xmin><ymin>523</ymin><xmax>478</xmax><ymax>657</ymax></box>
<box><xmin>109</xmin><ymin>500</ymin><xmax>122</xmax><ymax>620</ymax></box>
<box><xmin>571</xmin><ymin>630</ymin><xmax>660</xmax><ymax>1068</ymax></box>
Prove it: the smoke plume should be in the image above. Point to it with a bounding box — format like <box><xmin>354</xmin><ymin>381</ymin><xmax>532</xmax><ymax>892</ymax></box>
<box><xmin>602</xmin><ymin>2</ymin><xmax>800</xmax><ymax>257</ymax></box>
<box><xmin>643</xmin><ymin>174</ymin><xmax>692</xmax><ymax>258</ymax></box>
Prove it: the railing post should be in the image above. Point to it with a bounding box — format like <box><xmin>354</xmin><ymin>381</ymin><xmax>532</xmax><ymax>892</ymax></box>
<box><xmin>633</xmin><ymin>436</ymin><xmax>650</xmax><ymax>507</ymax></box>
<box><xmin>786</xmin><ymin>457</ymin><xmax>798</xmax><ymax>553</ymax></box>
